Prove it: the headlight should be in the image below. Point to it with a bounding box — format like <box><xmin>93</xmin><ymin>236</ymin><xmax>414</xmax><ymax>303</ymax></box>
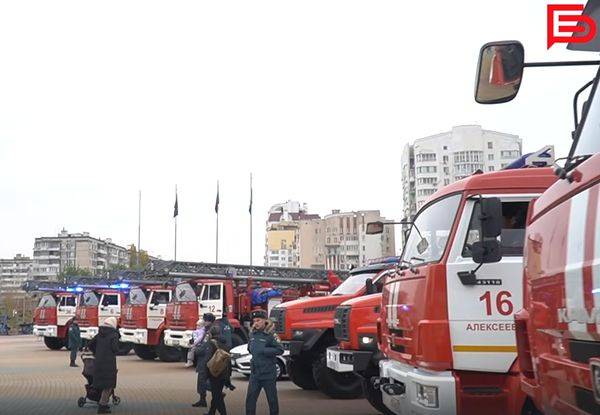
<box><xmin>416</xmin><ymin>383</ymin><xmax>438</xmax><ymax>408</ymax></box>
<box><xmin>293</xmin><ymin>330</ymin><xmax>304</xmax><ymax>339</ymax></box>
<box><xmin>360</xmin><ymin>336</ymin><xmax>374</xmax><ymax>345</ymax></box>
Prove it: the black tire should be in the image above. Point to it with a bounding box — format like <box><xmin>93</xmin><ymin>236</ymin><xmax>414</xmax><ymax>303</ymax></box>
<box><xmin>312</xmin><ymin>353</ymin><xmax>363</xmax><ymax>399</ymax></box>
<box><xmin>156</xmin><ymin>335</ymin><xmax>181</xmax><ymax>362</ymax></box>
<box><xmin>133</xmin><ymin>344</ymin><xmax>157</xmax><ymax>360</ymax></box>
<box><xmin>44</xmin><ymin>336</ymin><xmax>64</xmax><ymax>350</ymax></box>
<box><xmin>231</xmin><ymin>333</ymin><xmax>244</xmax><ymax>348</ymax></box>
<box><xmin>116</xmin><ymin>342</ymin><xmax>133</xmax><ymax>356</ymax></box>
<box><xmin>362</xmin><ymin>376</ymin><xmax>394</xmax><ymax>415</ymax></box>
<box><xmin>288</xmin><ymin>358</ymin><xmax>317</xmax><ymax>390</ymax></box>
<box><xmin>276</xmin><ymin>359</ymin><xmax>286</xmax><ymax>381</ymax></box>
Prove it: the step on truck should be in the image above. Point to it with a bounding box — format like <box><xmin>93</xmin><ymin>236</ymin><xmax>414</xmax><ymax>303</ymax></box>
<box><xmin>76</xmin><ymin>286</ymin><xmax>133</xmax><ymax>355</ymax></box>
<box><xmin>33</xmin><ymin>289</ymin><xmax>79</xmax><ymax>350</ymax></box>
<box><xmin>119</xmin><ymin>284</ymin><xmax>176</xmax><ymax>361</ymax></box>
<box><xmin>271</xmin><ymin>259</ymin><xmax>400</xmax><ymax>399</ymax></box>
<box><xmin>474</xmin><ymin>7</ymin><xmax>600</xmax><ymax>412</ymax></box>
<box><xmin>373</xmin><ymin>165</ymin><xmax>556</xmax><ymax>415</ymax></box>
<box><xmin>325</xmin><ymin>260</ymin><xmax>398</xmax><ymax>409</ymax></box>
<box><xmin>159</xmin><ymin>261</ymin><xmax>341</xmax><ymax>360</ymax></box>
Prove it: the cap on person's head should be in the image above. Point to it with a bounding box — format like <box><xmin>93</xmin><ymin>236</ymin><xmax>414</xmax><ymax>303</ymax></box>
<box><xmin>209</xmin><ymin>325</ymin><xmax>221</xmax><ymax>337</ymax></box>
<box><xmin>196</xmin><ymin>319</ymin><xmax>204</xmax><ymax>328</ymax></box>
<box><xmin>250</xmin><ymin>309</ymin><xmax>268</xmax><ymax>320</ymax></box>
<box><xmin>102</xmin><ymin>317</ymin><xmax>118</xmax><ymax>329</ymax></box>
<box><xmin>203</xmin><ymin>313</ymin><xmax>216</xmax><ymax>323</ymax></box>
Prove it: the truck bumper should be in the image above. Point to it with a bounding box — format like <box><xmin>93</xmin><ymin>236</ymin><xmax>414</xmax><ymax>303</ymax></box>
<box><xmin>326</xmin><ymin>346</ymin><xmax>374</xmax><ymax>373</ymax></box>
<box><xmin>164</xmin><ymin>329</ymin><xmax>193</xmax><ymax>348</ymax></box>
<box><xmin>281</xmin><ymin>340</ymin><xmax>304</xmax><ymax>356</ymax></box>
<box><xmin>80</xmin><ymin>326</ymin><xmax>99</xmax><ymax>340</ymax></box>
<box><xmin>119</xmin><ymin>328</ymin><xmax>148</xmax><ymax>344</ymax></box>
<box><xmin>33</xmin><ymin>325</ymin><xmax>57</xmax><ymax>337</ymax></box>
<box><xmin>379</xmin><ymin>359</ymin><xmax>457</xmax><ymax>415</ymax></box>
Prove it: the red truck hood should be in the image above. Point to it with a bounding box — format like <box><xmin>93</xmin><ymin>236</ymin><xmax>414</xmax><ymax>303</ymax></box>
<box><xmin>338</xmin><ymin>293</ymin><xmax>381</xmax><ymax>350</ymax></box>
<box><xmin>76</xmin><ymin>306</ymin><xmax>99</xmax><ymax>327</ymax></box>
<box><xmin>121</xmin><ymin>304</ymin><xmax>146</xmax><ymax>329</ymax></box>
<box><xmin>165</xmin><ymin>302</ymin><xmax>197</xmax><ymax>331</ymax></box>
<box><xmin>34</xmin><ymin>306</ymin><xmax>57</xmax><ymax>326</ymax></box>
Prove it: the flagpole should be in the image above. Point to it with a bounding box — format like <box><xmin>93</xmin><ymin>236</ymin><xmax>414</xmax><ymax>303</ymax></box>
<box><xmin>137</xmin><ymin>190</ymin><xmax>141</xmax><ymax>268</ymax></box>
<box><xmin>174</xmin><ymin>185</ymin><xmax>178</xmax><ymax>261</ymax></box>
<box><xmin>249</xmin><ymin>173</ymin><xmax>253</xmax><ymax>265</ymax></box>
<box><xmin>215</xmin><ymin>180</ymin><xmax>219</xmax><ymax>264</ymax></box>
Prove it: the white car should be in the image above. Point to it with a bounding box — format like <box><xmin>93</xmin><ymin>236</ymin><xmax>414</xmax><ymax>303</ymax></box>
<box><xmin>230</xmin><ymin>343</ymin><xmax>289</xmax><ymax>380</ymax></box>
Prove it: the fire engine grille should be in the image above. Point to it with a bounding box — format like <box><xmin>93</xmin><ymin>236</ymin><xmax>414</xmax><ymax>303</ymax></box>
<box><xmin>569</xmin><ymin>339</ymin><xmax>600</xmax><ymax>364</ymax></box>
<box><xmin>303</xmin><ymin>305</ymin><xmax>336</xmax><ymax>314</ymax></box>
<box><xmin>333</xmin><ymin>306</ymin><xmax>351</xmax><ymax>342</ymax></box>
<box><xmin>270</xmin><ymin>308</ymin><xmax>286</xmax><ymax>334</ymax></box>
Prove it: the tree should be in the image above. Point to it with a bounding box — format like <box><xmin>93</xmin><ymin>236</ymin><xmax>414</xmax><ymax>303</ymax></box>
<box><xmin>60</xmin><ymin>266</ymin><xmax>92</xmax><ymax>279</ymax></box>
<box><xmin>129</xmin><ymin>244</ymin><xmax>150</xmax><ymax>269</ymax></box>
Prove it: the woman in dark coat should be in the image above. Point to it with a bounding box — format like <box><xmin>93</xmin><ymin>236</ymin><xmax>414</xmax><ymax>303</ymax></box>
<box><xmin>205</xmin><ymin>325</ymin><xmax>232</xmax><ymax>415</ymax></box>
<box><xmin>88</xmin><ymin>316</ymin><xmax>120</xmax><ymax>414</ymax></box>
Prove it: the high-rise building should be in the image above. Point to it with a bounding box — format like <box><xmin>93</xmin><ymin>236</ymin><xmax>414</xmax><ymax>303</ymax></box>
<box><xmin>33</xmin><ymin>229</ymin><xmax>130</xmax><ymax>280</ymax></box>
<box><xmin>402</xmin><ymin>125</ymin><xmax>522</xmax><ymax>219</ymax></box>
<box><xmin>265</xmin><ymin>202</ymin><xmax>395</xmax><ymax>270</ymax></box>
<box><xmin>0</xmin><ymin>254</ymin><xmax>33</xmax><ymax>296</ymax></box>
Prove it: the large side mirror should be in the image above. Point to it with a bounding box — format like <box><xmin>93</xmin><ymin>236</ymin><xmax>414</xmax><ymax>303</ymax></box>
<box><xmin>366</xmin><ymin>221</ymin><xmax>384</xmax><ymax>235</ymax></box>
<box><xmin>471</xmin><ymin>240</ymin><xmax>502</xmax><ymax>264</ymax></box>
<box><xmin>365</xmin><ymin>278</ymin><xmax>375</xmax><ymax>295</ymax></box>
<box><xmin>475</xmin><ymin>41</ymin><xmax>524</xmax><ymax>104</ymax></box>
<box><xmin>479</xmin><ymin>197</ymin><xmax>503</xmax><ymax>238</ymax></box>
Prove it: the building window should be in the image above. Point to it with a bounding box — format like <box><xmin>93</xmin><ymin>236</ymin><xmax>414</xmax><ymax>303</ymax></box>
<box><xmin>444</xmin><ymin>179</ymin><xmax>450</xmax><ymax>185</ymax></box>
<box><xmin>416</xmin><ymin>166</ymin><xmax>437</xmax><ymax>174</ymax></box>
<box><xmin>443</xmin><ymin>167</ymin><xmax>449</xmax><ymax>175</ymax></box>
<box><xmin>488</xmin><ymin>142</ymin><xmax>493</xmax><ymax>149</ymax></box>
<box><xmin>416</xmin><ymin>153</ymin><xmax>436</xmax><ymax>162</ymax></box>
<box><xmin>501</xmin><ymin>163</ymin><xmax>508</xmax><ymax>169</ymax></box>
<box><xmin>443</xmin><ymin>155</ymin><xmax>448</xmax><ymax>163</ymax></box>
<box><xmin>501</xmin><ymin>150</ymin><xmax>520</xmax><ymax>159</ymax></box>
<box><xmin>443</xmin><ymin>146</ymin><xmax>448</xmax><ymax>150</ymax></box>
<box><xmin>488</xmin><ymin>166</ymin><xmax>495</xmax><ymax>171</ymax></box>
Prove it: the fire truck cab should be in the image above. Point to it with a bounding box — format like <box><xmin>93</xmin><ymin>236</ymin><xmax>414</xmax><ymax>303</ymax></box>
<box><xmin>119</xmin><ymin>285</ymin><xmax>174</xmax><ymax>361</ymax></box>
<box><xmin>375</xmin><ymin>167</ymin><xmax>556</xmax><ymax>415</ymax></box>
<box><xmin>33</xmin><ymin>290</ymin><xmax>79</xmax><ymax>350</ymax></box>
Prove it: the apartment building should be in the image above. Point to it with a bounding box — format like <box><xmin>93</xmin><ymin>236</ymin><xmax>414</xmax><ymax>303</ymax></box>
<box><xmin>265</xmin><ymin>202</ymin><xmax>395</xmax><ymax>270</ymax></box>
<box><xmin>402</xmin><ymin>125</ymin><xmax>522</xmax><ymax>219</ymax></box>
<box><xmin>0</xmin><ymin>254</ymin><xmax>33</xmax><ymax>296</ymax></box>
<box><xmin>33</xmin><ymin>229</ymin><xmax>130</xmax><ymax>280</ymax></box>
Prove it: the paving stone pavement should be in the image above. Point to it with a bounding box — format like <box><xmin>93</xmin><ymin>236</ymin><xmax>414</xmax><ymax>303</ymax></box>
<box><xmin>0</xmin><ymin>336</ymin><xmax>377</xmax><ymax>415</ymax></box>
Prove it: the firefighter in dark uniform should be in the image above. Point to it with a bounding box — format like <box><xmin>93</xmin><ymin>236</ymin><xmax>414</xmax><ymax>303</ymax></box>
<box><xmin>245</xmin><ymin>309</ymin><xmax>284</xmax><ymax>415</ymax></box>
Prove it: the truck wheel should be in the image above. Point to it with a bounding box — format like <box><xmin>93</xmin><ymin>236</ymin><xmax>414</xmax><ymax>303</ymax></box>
<box><xmin>116</xmin><ymin>342</ymin><xmax>133</xmax><ymax>356</ymax></box>
<box><xmin>156</xmin><ymin>335</ymin><xmax>181</xmax><ymax>362</ymax></box>
<box><xmin>288</xmin><ymin>358</ymin><xmax>317</xmax><ymax>390</ymax></box>
<box><xmin>133</xmin><ymin>344</ymin><xmax>157</xmax><ymax>360</ymax></box>
<box><xmin>44</xmin><ymin>336</ymin><xmax>64</xmax><ymax>350</ymax></box>
<box><xmin>231</xmin><ymin>333</ymin><xmax>244</xmax><ymax>348</ymax></box>
<box><xmin>312</xmin><ymin>353</ymin><xmax>363</xmax><ymax>399</ymax></box>
<box><xmin>276</xmin><ymin>359</ymin><xmax>286</xmax><ymax>380</ymax></box>
<box><xmin>362</xmin><ymin>376</ymin><xmax>394</xmax><ymax>415</ymax></box>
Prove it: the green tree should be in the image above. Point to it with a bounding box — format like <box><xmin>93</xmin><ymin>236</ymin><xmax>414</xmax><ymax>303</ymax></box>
<box><xmin>60</xmin><ymin>266</ymin><xmax>92</xmax><ymax>279</ymax></box>
<box><xmin>128</xmin><ymin>244</ymin><xmax>150</xmax><ymax>269</ymax></box>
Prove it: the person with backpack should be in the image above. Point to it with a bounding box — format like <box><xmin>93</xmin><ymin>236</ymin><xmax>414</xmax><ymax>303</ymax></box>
<box><xmin>68</xmin><ymin>317</ymin><xmax>82</xmax><ymax>367</ymax></box>
<box><xmin>204</xmin><ymin>325</ymin><xmax>232</xmax><ymax>415</ymax></box>
<box><xmin>245</xmin><ymin>309</ymin><xmax>284</xmax><ymax>415</ymax></box>
<box><xmin>192</xmin><ymin>313</ymin><xmax>216</xmax><ymax>408</ymax></box>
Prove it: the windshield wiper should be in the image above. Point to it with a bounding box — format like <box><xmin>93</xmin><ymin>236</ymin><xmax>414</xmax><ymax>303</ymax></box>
<box><xmin>410</xmin><ymin>256</ymin><xmax>425</xmax><ymax>263</ymax></box>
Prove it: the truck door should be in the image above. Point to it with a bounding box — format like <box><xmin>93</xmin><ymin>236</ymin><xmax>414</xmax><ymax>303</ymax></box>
<box><xmin>147</xmin><ymin>290</ymin><xmax>171</xmax><ymax>329</ymax></box>
<box><xmin>99</xmin><ymin>293</ymin><xmax>121</xmax><ymax>325</ymax></box>
<box><xmin>57</xmin><ymin>295</ymin><xmax>77</xmax><ymax>326</ymax></box>
<box><xmin>445</xmin><ymin>196</ymin><xmax>532</xmax><ymax>373</ymax></box>
<box><xmin>199</xmin><ymin>283</ymin><xmax>224</xmax><ymax>319</ymax></box>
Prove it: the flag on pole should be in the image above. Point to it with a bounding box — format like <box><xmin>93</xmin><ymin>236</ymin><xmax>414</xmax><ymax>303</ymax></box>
<box><xmin>173</xmin><ymin>189</ymin><xmax>178</xmax><ymax>218</ymax></box>
<box><xmin>215</xmin><ymin>181</ymin><xmax>220</xmax><ymax>214</ymax></box>
<box><xmin>249</xmin><ymin>174</ymin><xmax>253</xmax><ymax>214</ymax></box>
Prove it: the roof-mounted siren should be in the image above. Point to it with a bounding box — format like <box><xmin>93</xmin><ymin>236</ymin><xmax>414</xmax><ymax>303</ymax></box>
<box><xmin>503</xmin><ymin>145</ymin><xmax>555</xmax><ymax>170</ymax></box>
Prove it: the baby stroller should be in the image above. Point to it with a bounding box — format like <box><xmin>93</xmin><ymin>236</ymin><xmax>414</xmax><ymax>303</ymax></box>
<box><xmin>77</xmin><ymin>350</ymin><xmax>121</xmax><ymax>408</ymax></box>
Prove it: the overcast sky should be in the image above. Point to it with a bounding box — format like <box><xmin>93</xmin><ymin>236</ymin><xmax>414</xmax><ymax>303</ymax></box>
<box><xmin>0</xmin><ymin>1</ymin><xmax>597</xmax><ymax>264</ymax></box>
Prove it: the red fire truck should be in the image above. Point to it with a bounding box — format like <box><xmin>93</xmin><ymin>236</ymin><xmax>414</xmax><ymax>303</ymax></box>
<box><xmin>373</xmin><ymin>166</ymin><xmax>556</xmax><ymax>415</ymax></box>
<box><xmin>143</xmin><ymin>261</ymin><xmax>342</xmax><ymax>361</ymax></box>
<box><xmin>474</xmin><ymin>9</ymin><xmax>600</xmax><ymax>412</ymax></box>
<box><xmin>33</xmin><ymin>289</ymin><xmax>79</xmax><ymax>350</ymax></box>
<box><xmin>76</xmin><ymin>286</ymin><xmax>133</xmax><ymax>355</ymax></box>
<box><xmin>270</xmin><ymin>260</ymin><xmax>398</xmax><ymax>398</ymax></box>
<box><xmin>119</xmin><ymin>284</ymin><xmax>175</xmax><ymax>361</ymax></box>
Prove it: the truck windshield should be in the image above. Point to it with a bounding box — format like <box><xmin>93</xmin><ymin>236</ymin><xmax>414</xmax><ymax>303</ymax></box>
<box><xmin>38</xmin><ymin>295</ymin><xmax>56</xmax><ymax>308</ymax></box>
<box><xmin>127</xmin><ymin>288</ymin><xmax>147</xmax><ymax>305</ymax></box>
<box><xmin>402</xmin><ymin>194</ymin><xmax>461</xmax><ymax>265</ymax></box>
<box><xmin>175</xmin><ymin>283</ymin><xmax>197</xmax><ymax>302</ymax></box>
<box><xmin>82</xmin><ymin>292</ymin><xmax>99</xmax><ymax>306</ymax></box>
<box><xmin>573</xmin><ymin>72</ymin><xmax>600</xmax><ymax>158</ymax></box>
<box><xmin>331</xmin><ymin>273</ymin><xmax>378</xmax><ymax>296</ymax></box>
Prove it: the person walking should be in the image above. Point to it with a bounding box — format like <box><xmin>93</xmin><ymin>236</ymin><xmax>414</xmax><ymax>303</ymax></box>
<box><xmin>68</xmin><ymin>318</ymin><xmax>82</xmax><ymax>367</ymax></box>
<box><xmin>245</xmin><ymin>309</ymin><xmax>284</xmax><ymax>415</ymax></box>
<box><xmin>88</xmin><ymin>316</ymin><xmax>120</xmax><ymax>414</ymax></box>
<box><xmin>204</xmin><ymin>325</ymin><xmax>232</xmax><ymax>415</ymax></box>
<box><xmin>219</xmin><ymin>315</ymin><xmax>233</xmax><ymax>349</ymax></box>
<box><xmin>192</xmin><ymin>313</ymin><xmax>216</xmax><ymax>408</ymax></box>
